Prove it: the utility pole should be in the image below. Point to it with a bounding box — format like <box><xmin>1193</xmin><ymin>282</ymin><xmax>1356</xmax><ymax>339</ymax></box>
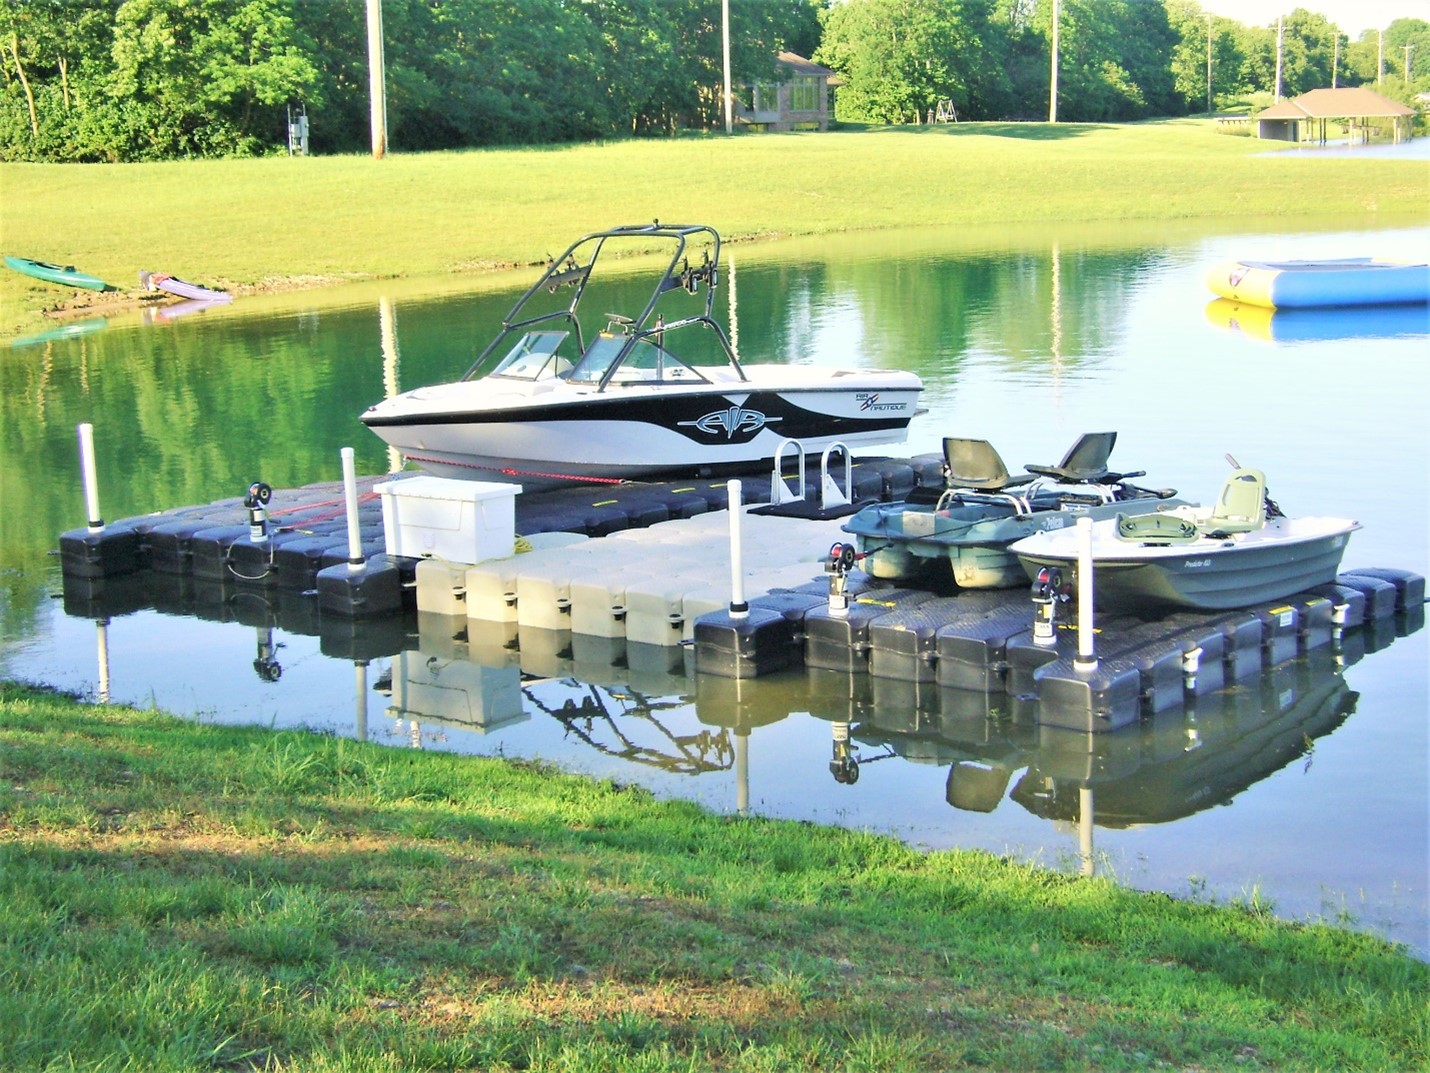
<box><xmin>1378</xmin><ymin>29</ymin><xmax>1384</xmax><ymax>85</ymax></box>
<box><xmin>1205</xmin><ymin>14</ymin><xmax>1214</xmax><ymax>114</ymax></box>
<box><xmin>1332</xmin><ymin>31</ymin><xmax>1339</xmax><ymax>88</ymax></box>
<box><xmin>722</xmin><ymin>0</ymin><xmax>732</xmax><ymax>134</ymax></box>
<box><xmin>1274</xmin><ymin>15</ymin><xmax>1283</xmax><ymax>103</ymax></box>
<box><xmin>1404</xmin><ymin>44</ymin><xmax>1415</xmax><ymax>82</ymax></box>
<box><xmin>1049</xmin><ymin>0</ymin><xmax>1060</xmax><ymax>123</ymax></box>
<box><xmin>366</xmin><ymin>0</ymin><xmax>387</xmax><ymax>158</ymax></box>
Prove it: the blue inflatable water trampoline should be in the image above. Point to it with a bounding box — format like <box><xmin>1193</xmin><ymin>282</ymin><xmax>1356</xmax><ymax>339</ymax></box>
<box><xmin>1206</xmin><ymin>257</ymin><xmax>1430</xmax><ymax>309</ymax></box>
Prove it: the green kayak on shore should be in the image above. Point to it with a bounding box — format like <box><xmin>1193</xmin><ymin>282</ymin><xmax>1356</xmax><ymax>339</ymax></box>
<box><xmin>4</xmin><ymin>255</ymin><xmax>113</xmax><ymax>291</ymax></box>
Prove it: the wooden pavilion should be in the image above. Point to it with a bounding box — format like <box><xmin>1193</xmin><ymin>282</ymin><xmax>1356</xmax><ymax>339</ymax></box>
<box><xmin>1256</xmin><ymin>87</ymin><xmax>1417</xmax><ymax>145</ymax></box>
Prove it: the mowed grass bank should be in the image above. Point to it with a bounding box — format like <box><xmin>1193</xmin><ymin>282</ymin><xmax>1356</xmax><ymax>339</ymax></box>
<box><xmin>1</xmin><ymin>683</ymin><xmax>1425</xmax><ymax>1072</ymax></box>
<box><xmin>2</xmin><ymin>118</ymin><xmax>1427</xmax><ymax>334</ymax></box>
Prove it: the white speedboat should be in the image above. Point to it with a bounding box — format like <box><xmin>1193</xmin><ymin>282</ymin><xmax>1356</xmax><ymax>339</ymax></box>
<box><xmin>361</xmin><ymin>223</ymin><xmax>923</xmax><ymax>487</ymax></box>
<box><xmin>1010</xmin><ymin>466</ymin><xmax>1359</xmax><ymax>611</ymax></box>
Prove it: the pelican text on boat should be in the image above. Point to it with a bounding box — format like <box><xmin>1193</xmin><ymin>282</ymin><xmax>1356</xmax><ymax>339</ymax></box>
<box><xmin>360</xmin><ymin>222</ymin><xmax>923</xmax><ymax>488</ymax></box>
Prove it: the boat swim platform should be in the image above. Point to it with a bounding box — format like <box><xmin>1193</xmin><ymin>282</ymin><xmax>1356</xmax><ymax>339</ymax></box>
<box><xmin>55</xmin><ymin>457</ymin><xmax>1424</xmax><ymax>734</ymax></box>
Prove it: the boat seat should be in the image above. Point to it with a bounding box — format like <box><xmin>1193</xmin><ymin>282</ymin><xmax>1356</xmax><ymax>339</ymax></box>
<box><xmin>1115</xmin><ymin>512</ymin><xmax>1200</xmax><ymax>545</ymax></box>
<box><xmin>943</xmin><ymin>437</ymin><xmax>1034</xmax><ymax>492</ymax></box>
<box><xmin>1024</xmin><ymin>431</ymin><xmax>1117</xmax><ymax>483</ymax></box>
<box><xmin>1201</xmin><ymin>467</ymin><xmax>1267</xmax><ymax>536</ymax></box>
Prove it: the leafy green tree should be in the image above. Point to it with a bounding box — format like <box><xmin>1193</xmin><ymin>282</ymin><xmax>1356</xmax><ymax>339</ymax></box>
<box><xmin>107</xmin><ymin>0</ymin><xmax>319</xmax><ymax>158</ymax></box>
<box><xmin>817</xmin><ymin>0</ymin><xmax>1012</xmax><ymax>124</ymax></box>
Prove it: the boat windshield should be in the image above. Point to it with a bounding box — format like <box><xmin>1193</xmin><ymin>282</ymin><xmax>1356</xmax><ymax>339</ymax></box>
<box><xmin>486</xmin><ymin>331</ymin><xmax>573</xmax><ymax>381</ymax></box>
<box><xmin>567</xmin><ymin>333</ymin><xmax>710</xmax><ymax>387</ymax></box>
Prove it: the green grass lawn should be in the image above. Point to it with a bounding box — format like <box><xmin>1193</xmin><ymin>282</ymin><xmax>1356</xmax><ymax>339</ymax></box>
<box><xmin>2</xmin><ymin>119</ymin><xmax>1426</xmax><ymax>335</ymax></box>
<box><xmin>2</xmin><ymin>683</ymin><xmax>1425</xmax><ymax>1072</ymax></box>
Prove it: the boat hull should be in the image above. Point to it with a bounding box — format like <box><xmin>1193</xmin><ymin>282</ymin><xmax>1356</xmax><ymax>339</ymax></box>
<box><xmin>4</xmin><ymin>255</ymin><xmax>111</xmax><ymax>292</ymax></box>
<box><xmin>1012</xmin><ymin>515</ymin><xmax>1358</xmax><ymax>611</ymax></box>
<box><xmin>363</xmin><ymin>370</ymin><xmax>922</xmax><ymax>487</ymax></box>
<box><xmin>1205</xmin><ymin>258</ymin><xmax>1430</xmax><ymax>310</ymax></box>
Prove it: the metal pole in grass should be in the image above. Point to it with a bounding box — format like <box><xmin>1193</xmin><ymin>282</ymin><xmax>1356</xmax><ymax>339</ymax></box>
<box><xmin>77</xmin><ymin>422</ymin><xmax>103</xmax><ymax>532</ymax></box>
<box><xmin>1075</xmin><ymin>516</ymin><xmax>1098</xmax><ymax>673</ymax></box>
<box><xmin>341</xmin><ymin>447</ymin><xmax>365</xmax><ymax>570</ymax></box>
<box><xmin>728</xmin><ymin>479</ymin><xmax>748</xmax><ymax>619</ymax></box>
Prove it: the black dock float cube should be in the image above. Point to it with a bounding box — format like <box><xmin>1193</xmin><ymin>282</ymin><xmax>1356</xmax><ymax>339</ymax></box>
<box><xmin>693</xmin><ymin>606</ymin><xmax>798</xmax><ymax>679</ymax></box>
<box><xmin>318</xmin><ymin>613</ymin><xmax>413</xmax><ymax>662</ymax></box>
<box><xmin>226</xmin><ymin>530</ymin><xmax>314</xmax><ymax>588</ymax></box>
<box><xmin>144</xmin><ymin>515</ymin><xmax>230</xmax><ymax>575</ymax></box>
<box><xmin>1284</xmin><ymin>593</ymin><xmax>1336</xmax><ymax>652</ymax></box>
<box><xmin>803</xmin><ymin>588</ymin><xmax>935</xmax><ymax>673</ymax></box>
<box><xmin>868</xmin><ymin>596</ymin><xmax>975</xmax><ymax>683</ymax></box>
<box><xmin>1033</xmin><ymin>656</ymin><xmax>1144</xmax><ymax>732</ymax></box>
<box><xmin>1250</xmin><ymin>602</ymin><xmax>1301</xmax><ymax>667</ymax></box>
<box><xmin>58</xmin><ymin>523</ymin><xmax>143</xmax><ymax>579</ymax></box>
<box><xmin>316</xmin><ymin>555</ymin><xmax>404</xmax><ymax>618</ymax></box>
<box><xmin>1332</xmin><ymin>573</ymin><xmax>1399</xmax><ymax>621</ymax></box>
<box><xmin>1212</xmin><ymin>612</ymin><xmax>1265</xmax><ymax>681</ymax></box>
<box><xmin>695</xmin><ymin>675</ymin><xmax>790</xmax><ymax>732</ymax></box>
<box><xmin>189</xmin><ymin>525</ymin><xmax>252</xmax><ymax>582</ymax></box>
<box><xmin>1306</xmin><ymin>582</ymin><xmax>1368</xmax><ymax>629</ymax></box>
<box><xmin>60</xmin><ymin>571</ymin><xmax>151</xmax><ymax>619</ymax></box>
<box><xmin>272</xmin><ymin>535</ymin><xmax>350</xmax><ymax>591</ymax></box>
<box><xmin>748</xmin><ymin>590</ymin><xmax>826</xmax><ymax>623</ymax></box>
<box><xmin>935</xmin><ymin>608</ymin><xmax>1034</xmax><ymax>693</ymax></box>
<box><xmin>1340</xmin><ymin>568</ymin><xmax>1425</xmax><ymax>613</ymax></box>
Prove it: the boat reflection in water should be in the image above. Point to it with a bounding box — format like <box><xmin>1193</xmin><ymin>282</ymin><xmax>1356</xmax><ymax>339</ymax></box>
<box><xmin>827</xmin><ymin>638</ymin><xmax>1395</xmax><ymax>876</ymax></box>
<box><xmin>1204</xmin><ymin>298</ymin><xmax>1430</xmax><ymax>343</ymax></box>
<box><xmin>62</xmin><ymin>569</ymin><xmax>1420</xmax><ymax>883</ymax></box>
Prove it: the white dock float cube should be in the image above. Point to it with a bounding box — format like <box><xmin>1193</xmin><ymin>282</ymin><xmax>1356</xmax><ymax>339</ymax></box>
<box><xmin>514</xmin><ymin>554</ymin><xmax>594</xmax><ymax>631</ymax></box>
<box><xmin>570</xmin><ymin>569</ymin><xmax>654</xmax><ymax>639</ymax></box>
<box><xmin>388</xmin><ymin>650</ymin><xmax>526</xmax><ymax>733</ymax></box>
<box><xmin>375</xmin><ymin>476</ymin><xmax>519</xmax><ymax>565</ymax></box>
<box><xmin>626</xmin><ymin>578</ymin><xmax>697</xmax><ymax>647</ymax></box>
<box><xmin>465</xmin><ymin>559</ymin><xmax>523</xmax><ymax>623</ymax></box>
<box><xmin>414</xmin><ymin>558</ymin><xmax>470</xmax><ymax>616</ymax></box>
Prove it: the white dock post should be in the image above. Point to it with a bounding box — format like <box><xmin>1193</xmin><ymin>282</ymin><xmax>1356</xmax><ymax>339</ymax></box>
<box><xmin>77</xmin><ymin>423</ymin><xmax>103</xmax><ymax>532</ymax></box>
<box><xmin>341</xmin><ymin>447</ymin><xmax>365</xmax><ymax>570</ymax></box>
<box><xmin>727</xmin><ymin>479</ymin><xmax>748</xmax><ymax>619</ymax></box>
<box><xmin>1075</xmin><ymin>516</ymin><xmax>1098</xmax><ymax>672</ymax></box>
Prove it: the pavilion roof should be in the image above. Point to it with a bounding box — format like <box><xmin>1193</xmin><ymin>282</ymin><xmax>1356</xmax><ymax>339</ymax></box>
<box><xmin>1260</xmin><ymin>87</ymin><xmax>1415</xmax><ymax>119</ymax></box>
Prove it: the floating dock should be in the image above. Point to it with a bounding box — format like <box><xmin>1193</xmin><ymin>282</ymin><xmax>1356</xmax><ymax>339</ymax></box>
<box><xmin>55</xmin><ymin>454</ymin><xmax>1424</xmax><ymax>734</ymax></box>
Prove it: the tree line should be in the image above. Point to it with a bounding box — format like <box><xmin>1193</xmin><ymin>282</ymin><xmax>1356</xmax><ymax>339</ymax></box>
<box><xmin>0</xmin><ymin>0</ymin><xmax>1425</xmax><ymax>163</ymax></box>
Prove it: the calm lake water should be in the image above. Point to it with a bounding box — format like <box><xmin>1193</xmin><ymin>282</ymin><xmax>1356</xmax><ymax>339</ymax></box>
<box><xmin>2</xmin><ymin>218</ymin><xmax>1426</xmax><ymax>956</ymax></box>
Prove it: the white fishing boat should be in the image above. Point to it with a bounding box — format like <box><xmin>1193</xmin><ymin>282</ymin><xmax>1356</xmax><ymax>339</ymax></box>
<box><xmin>1010</xmin><ymin>465</ymin><xmax>1359</xmax><ymax>611</ymax></box>
<box><xmin>361</xmin><ymin>223</ymin><xmax>923</xmax><ymax>487</ymax></box>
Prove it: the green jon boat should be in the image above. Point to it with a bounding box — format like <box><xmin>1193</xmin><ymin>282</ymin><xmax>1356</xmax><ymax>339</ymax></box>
<box><xmin>4</xmin><ymin>255</ymin><xmax>113</xmax><ymax>291</ymax></box>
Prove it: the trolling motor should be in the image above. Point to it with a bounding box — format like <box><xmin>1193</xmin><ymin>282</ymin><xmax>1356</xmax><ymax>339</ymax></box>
<box><xmin>253</xmin><ymin>625</ymin><xmax>282</xmax><ymax>682</ymax></box>
<box><xmin>825</xmin><ymin>541</ymin><xmax>859</xmax><ymax>616</ymax></box>
<box><xmin>245</xmin><ymin>481</ymin><xmax>273</xmax><ymax>543</ymax></box>
<box><xmin>1031</xmin><ymin>566</ymin><xmax>1069</xmax><ymax>647</ymax></box>
<box><xmin>829</xmin><ymin>721</ymin><xmax>860</xmax><ymax>784</ymax></box>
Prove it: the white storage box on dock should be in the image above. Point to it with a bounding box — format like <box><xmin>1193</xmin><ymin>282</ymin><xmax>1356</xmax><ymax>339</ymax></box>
<box><xmin>375</xmin><ymin>476</ymin><xmax>519</xmax><ymax>564</ymax></box>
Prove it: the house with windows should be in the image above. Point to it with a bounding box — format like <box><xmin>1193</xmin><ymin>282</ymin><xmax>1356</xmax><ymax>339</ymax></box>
<box><xmin>736</xmin><ymin>52</ymin><xmax>833</xmax><ymax>132</ymax></box>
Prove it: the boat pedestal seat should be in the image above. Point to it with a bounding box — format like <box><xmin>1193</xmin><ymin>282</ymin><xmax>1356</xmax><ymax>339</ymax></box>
<box><xmin>1115</xmin><ymin>512</ymin><xmax>1199</xmax><ymax>545</ymax></box>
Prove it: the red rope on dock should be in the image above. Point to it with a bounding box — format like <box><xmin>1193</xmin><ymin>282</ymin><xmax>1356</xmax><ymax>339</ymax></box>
<box><xmin>403</xmin><ymin>454</ymin><xmax>627</xmax><ymax>485</ymax></box>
